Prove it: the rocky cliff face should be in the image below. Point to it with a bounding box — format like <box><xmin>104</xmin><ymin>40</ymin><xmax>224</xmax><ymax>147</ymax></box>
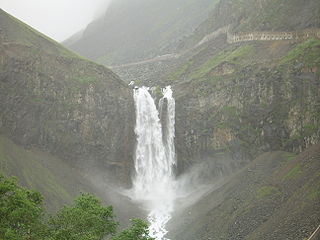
<box><xmin>150</xmin><ymin>0</ymin><xmax>320</xmax><ymax>171</ymax></box>
<box><xmin>0</xmin><ymin>9</ymin><xmax>135</xmax><ymax>183</ymax></box>
<box><xmin>170</xmin><ymin>38</ymin><xmax>320</xmax><ymax>170</ymax></box>
<box><xmin>162</xmin><ymin>1</ymin><xmax>320</xmax><ymax>238</ymax></box>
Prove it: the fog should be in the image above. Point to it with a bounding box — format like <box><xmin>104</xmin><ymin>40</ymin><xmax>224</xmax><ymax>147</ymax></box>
<box><xmin>1</xmin><ymin>0</ymin><xmax>113</xmax><ymax>42</ymax></box>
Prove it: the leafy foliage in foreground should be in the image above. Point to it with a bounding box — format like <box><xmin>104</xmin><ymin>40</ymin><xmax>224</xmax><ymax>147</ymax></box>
<box><xmin>48</xmin><ymin>193</ymin><xmax>117</xmax><ymax>240</ymax></box>
<box><xmin>112</xmin><ymin>219</ymin><xmax>152</xmax><ymax>240</ymax></box>
<box><xmin>0</xmin><ymin>174</ymin><xmax>154</xmax><ymax>240</ymax></box>
<box><xmin>0</xmin><ymin>174</ymin><xmax>47</xmax><ymax>239</ymax></box>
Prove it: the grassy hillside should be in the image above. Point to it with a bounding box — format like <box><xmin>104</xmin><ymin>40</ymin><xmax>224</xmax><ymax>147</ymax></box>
<box><xmin>0</xmin><ymin>134</ymin><xmax>143</xmax><ymax>227</ymax></box>
<box><xmin>169</xmin><ymin>38</ymin><xmax>320</xmax><ymax>86</ymax></box>
<box><xmin>0</xmin><ymin>135</ymin><xmax>90</xmax><ymax>211</ymax></box>
<box><xmin>179</xmin><ymin>0</ymin><xmax>320</xmax><ymax>50</ymax></box>
<box><xmin>168</xmin><ymin>145</ymin><xmax>320</xmax><ymax>239</ymax></box>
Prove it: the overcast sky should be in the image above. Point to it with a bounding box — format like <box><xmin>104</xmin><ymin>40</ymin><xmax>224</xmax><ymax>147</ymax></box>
<box><xmin>1</xmin><ymin>0</ymin><xmax>112</xmax><ymax>42</ymax></box>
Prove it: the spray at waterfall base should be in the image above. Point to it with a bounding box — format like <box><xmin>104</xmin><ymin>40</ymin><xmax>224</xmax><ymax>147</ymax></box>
<box><xmin>124</xmin><ymin>86</ymin><xmax>213</xmax><ymax>240</ymax></box>
<box><xmin>119</xmin><ymin>86</ymin><xmax>174</xmax><ymax>240</ymax></box>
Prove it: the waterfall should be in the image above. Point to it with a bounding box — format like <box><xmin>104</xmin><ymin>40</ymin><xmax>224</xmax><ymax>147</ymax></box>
<box><xmin>132</xmin><ymin>86</ymin><xmax>176</xmax><ymax>240</ymax></box>
<box><xmin>159</xmin><ymin>86</ymin><xmax>176</xmax><ymax>169</ymax></box>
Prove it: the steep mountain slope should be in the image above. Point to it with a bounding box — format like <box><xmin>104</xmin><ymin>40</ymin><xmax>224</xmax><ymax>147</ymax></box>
<box><xmin>64</xmin><ymin>0</ymin><xmax>219</xmax><ymax>65</ymax></box>
<box><xmin>160</xmin><ymin>1</ymin><xmax>320</xmax><ymax>238</ymax></box>
<box><xmin>0</xmin><ymin>9</ymin><xmax>135</xmax><ymax>184</ymax></box>
<box><xmin>0</xmin><ymin>8</ymin><xmax>78</xmax><ymax>58</ymax></box>
<box><xmin>179</xmin><ymin>0</ymin><xmax>320</xmax><ymax>50</ymax></box>
<box><xmin>168</xmin><ymin>145</ymin><xmax>320</xmax><ymax>240</ymax></box>
<box><xmin>151</xmin><ymin>0</ymin><xmax>320</xmax><ymax>171</ymax></box>
<box><xmin>1</xmin><ymin>1</ymin><xmax>319</xmax><ymax>239</ymax></box>
<box><xmin>0</xmin><ymin>134</ymin><xmax>90</xmax><ymax>211</ymax></box>
<box><xmin>0</xmin><ymin>134</ymin><xmax>141</xmax><ymax>225</ymax></box>
<box><xmin>170</xmin><ymin>38</ymin><xmax>320</xmax><ymax>170</ymax></box>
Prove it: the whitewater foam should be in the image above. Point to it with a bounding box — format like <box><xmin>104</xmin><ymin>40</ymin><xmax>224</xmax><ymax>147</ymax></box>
<box><xmin>131</xmin><ymin>86</ymin><xmax>176</xmax><ymax>240</ymax></box>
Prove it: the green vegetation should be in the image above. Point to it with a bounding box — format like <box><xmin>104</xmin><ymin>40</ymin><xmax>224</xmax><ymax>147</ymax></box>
<box><xmin>214</xmin><ymin>106</ymin><xmax>242</xmax><ymax>131</ymax></box>
<box><xmin>307</xmin><ymin>189</ymin><xmax>320</xmax><ymax>201</ymax></box>
<box><xmin>283</xmin><ymin>164</ymin><xmax>301</xmax><ymax>181</ymax></box>
<box><xmin>284</xmin><ymin>123</ymin><xmax>318</xmax><ymax>149</ymax></box>
<box><xmin>168</xmin><ymin>45</ymin><xmax>254</xmax><ymax>85</ymax></box>
<box><xmin>256</xmin><ymin>186</ymin><xmax>281</xmax><ymax>199</ymax></box>
<box><xmin>0</xmin><ymin>174</ymin><xmax>154</xmax><ymax>240</ymax></box>
<box><xmin>169</xmin><ymin>60</ymin><xmax>194</xmax><ymax>81</ymax></box>
<box><xmin>282</xmin><ymin>152</ymin><xmax>297</xmax><ymax>161</ymax></box>
<box><xmin>302</xmin><ymin>124</ymin><xmax>318</xmax><ymax>137</ymax></box>
<box><xmin>281</xmin><ymin>38</ymin><xmax>320</xmax><ymax>68</ymax></box>
<box><xmin>48</xmin><ymin>193</ymin><xmax>117</xmax><ymax>240</ymax></box>
<box><xmin>190</xmin><ymin>45</ymin><xmax>253</xmax><ymax>80</ymax></box>
<box><xmin>0</xmin><ymin>136</ymin><xmax>75</xmax><ymax>210</ymax></box>
<box><xmin>236</xmin><ymin>0</ymin><xmax>285</xmax><ymax>32</ymax></box>
<box><xmin>221</xmin><ymin>106</ymin><xmax>239</xmax><ymax>118</ymax></box>
<box><xmin>0</xmin><ymin>175</ymin><xmax>46</xmax><ymax>240</ymax></box>
<box><xmin>153</xmin><ymin>86</ymin><xmax>163</xmax><ymax>99</ymax></box>
<box><xmin>71</xmin><ymin>74</ymin><xmax>97</xmax><ymax>85</ymax></box>
<box><xmin>112</xmin><ymin>219</ymin><xmax>151</xmax><ymax>240</ymax></box>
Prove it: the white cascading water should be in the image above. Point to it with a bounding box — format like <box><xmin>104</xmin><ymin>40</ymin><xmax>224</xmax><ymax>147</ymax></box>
<box><xmin>132</xmin><ymin>86</ymin><xmax>176</xmax><ymax>240</ymax></box>
<box><xmin>159</xmin><ymin>87</ymin><xmax>176</xmax><ymax>168</ymax></box>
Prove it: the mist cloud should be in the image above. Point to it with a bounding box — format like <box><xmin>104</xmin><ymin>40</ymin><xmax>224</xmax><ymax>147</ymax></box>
<box><xmin>1</xmin><ymin>0</ymin><xmax>113</xmax><ymax>42</ymax></box>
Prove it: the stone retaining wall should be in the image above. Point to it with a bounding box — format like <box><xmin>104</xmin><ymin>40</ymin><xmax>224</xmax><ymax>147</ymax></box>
<box><xmin>227</xmin><ymin>28</ymin><xmax>320</xmax><ymax>43</ymax></box>
<box><xmin>110</xmin><ymin>27</ymin><xmax>320</xmax><ymax>68</ymax></box>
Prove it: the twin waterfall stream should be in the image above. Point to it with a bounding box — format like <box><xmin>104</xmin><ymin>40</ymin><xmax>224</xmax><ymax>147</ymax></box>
<box><xmin>131</xmin><ymin>86</ymin><xmax>176</xmax><ymax>240</ymax></box>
